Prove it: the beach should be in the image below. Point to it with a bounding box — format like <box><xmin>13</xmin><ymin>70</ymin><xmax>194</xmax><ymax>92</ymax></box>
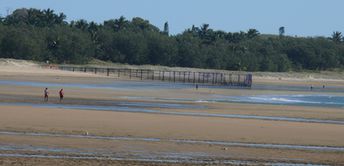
<box><xmin>0</xmin><ymin>60</ymin><xmax>344</xmax><ymax>165</ymax></box>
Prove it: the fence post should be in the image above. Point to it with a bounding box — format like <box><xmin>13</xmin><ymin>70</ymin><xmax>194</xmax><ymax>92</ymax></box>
<box><xmin>158</xmin><ymin>71</ymin><xmax>161</xmax><ymax>80</ymax></box>
<box><xmin>129</xmin><ymin>69</ymin><xmax>132</xmax><ymax>79</ymax></box>
<box><xmin>140</xmin><ymin>70</ymin><xmax>143</xmax><ymax>80</ymax></box>
<box><xmin>220</xmin><ymin>73</ymin><xmax>222</xmax><ymax>84</ymax></box>
<box><xmin>173</xmin><ymin>71</ymin><xmax>176</xmax><ymax>82</ymax></box>
<box><xmin>211</xmin><ymin>73</ymin><xmax>214</xmax><ymax>84</ymax></box>
<box><xmin>238</xmin><ymin>74</ymin><xmax>241</xmax><ymax>86</ymax></box>
<box><xmin>187</xmin><ymin>72</ymin><xmax>190</xmax><ymax>83</ymax></box>
<box><xmin>223</xmin><ymin>74</ymin><xmax>227</xmax><ymax>85</ymax></box>
<box><xmin>215</xmin><ymin>73</ymin><xmax>218</xmax><ymax>84</ymax></box>
<box><xmin>168</xmin><ymin>72</ymin><xmax>170</xmax><ymax>81</ymax></box>
<box><xmin>193</xmin><ymin>72</ymin><xmax>196</xmax><ymax>83</ymax></box>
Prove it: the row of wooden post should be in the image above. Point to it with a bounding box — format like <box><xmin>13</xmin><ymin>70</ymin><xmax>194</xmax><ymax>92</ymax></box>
<box><xmin>57</xmin><ymin>66</ymin><xmax>252</xmax><ymax>87</ymax></box>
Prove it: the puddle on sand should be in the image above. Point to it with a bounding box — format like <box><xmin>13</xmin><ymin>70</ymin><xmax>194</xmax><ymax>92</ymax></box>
<box><xmin>1</xmin><ymin>131</ymin><xmax>344</xmax><ymax>153</ymax></box>
<box><xmin>0</xmin><ymin>141</ymin><xmax>329</xmax><ymax>166</ymax></box>
<box><xmin>253</xmin><ymin>83</ymin><xmax>344</xmax><ymax>93</ymax></box>
<box><xmin>0</xmin><ymin>102</ymin><xmax>343</xmax><ymax>125</ymax></box>
<box><xmin>0</xmin><ymin>153</ymin><xmax>327</xmax><ymax>166</ymax></box>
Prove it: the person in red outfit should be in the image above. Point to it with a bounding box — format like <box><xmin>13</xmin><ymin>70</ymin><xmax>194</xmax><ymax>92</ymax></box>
<box><xmin>59</xmin><ymin>88</ymin><xmax>64</xmax><ymax>102</ymax></box>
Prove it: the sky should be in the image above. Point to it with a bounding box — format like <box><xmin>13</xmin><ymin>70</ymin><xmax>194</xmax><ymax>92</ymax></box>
<box><xmin>0</xmin><ymin>0</ymin><xmax>343</xmax><ymax>37</ymax></box>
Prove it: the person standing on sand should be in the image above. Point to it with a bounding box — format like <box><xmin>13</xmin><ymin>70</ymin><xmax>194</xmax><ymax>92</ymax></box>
<box><xmin>59</xmin><ymin>89</ymin><xmax>64</xmax><ymax>102</ymax></box>
<box><xmin>44</xmin><ymin>88</ymin><xmax>49</xmax><ymax>102</ymax></box>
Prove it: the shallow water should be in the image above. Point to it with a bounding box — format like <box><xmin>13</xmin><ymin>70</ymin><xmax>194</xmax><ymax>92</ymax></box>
<box><xmin>3</xmin><ymin>79</ymin><xmax>344</xmax><ymax>93</ymax></box>
<box><xmin>212</xmin><ymin>94</ymin><xmax>344</xmax><ymax>108</ymax></box>
<box><xmin>0</xmin><ymin>153</ymin><xmax>326</xmax><ymax>166</ymax></box>
<box><xmin>123</xmin><ymin>94</ymin><xmax>344</xmax><ymax>108</ymax></box>
<box><xmin>2</xmin><ymin>79</ymin><xmax>344</xmax><ymax>108</ymax></box>
<box><xmin>1</xmin><ymin>131</ymin><xmax>343</xmax><ymax>153</ymax></box>
<box><xmin>0</xmin><ymin>102</ymin><xmax>343</xmax><ymax>125</ymax></box>
<box><xmin>253</xmin><ymin>83</ymin><xmax>344</xmax><ymax>93</ymax></box>
<box><xmin>0</xmin><ymin>80</ymin><xmax>195</xmax><ymax>90</ymax></box>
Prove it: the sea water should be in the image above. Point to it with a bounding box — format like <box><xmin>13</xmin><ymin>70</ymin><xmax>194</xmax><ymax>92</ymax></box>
<box><xmin>212</xmin><ymin>94</ymin><xmax>344</xmax><ymax>108</ymax></box>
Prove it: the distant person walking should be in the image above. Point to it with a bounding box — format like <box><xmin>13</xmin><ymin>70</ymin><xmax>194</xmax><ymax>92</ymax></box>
<box><xmin>59</xmin><ymin>89</ymin><xmax>64</xmax><ymax>102</ymax></box>
<box><xmin>44</xmin><ymin>88</ymin><xmax>49</xmax><ymax>102</ymax></box>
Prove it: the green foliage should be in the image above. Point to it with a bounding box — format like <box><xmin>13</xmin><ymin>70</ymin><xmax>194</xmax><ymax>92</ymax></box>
<box><xmin>0</xmin><ymin>25</ymin><xmax>43</xmax><ymax>60</ymax></box>
<box><xmin>0</xmin><ymin>8</ymin><xmax>343</xmax><ymax>72</ymax></box>
<box><xmin>43</xmin><ymin>26</ymin><xmax>94</xmax><ymax>64</ymax></box>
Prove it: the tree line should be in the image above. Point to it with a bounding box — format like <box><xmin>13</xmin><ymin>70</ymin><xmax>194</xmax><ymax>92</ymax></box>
<box><xmin>0</xmin><ymin>8</ymin><xmax>343</xmax><ymax>72</ymax></box>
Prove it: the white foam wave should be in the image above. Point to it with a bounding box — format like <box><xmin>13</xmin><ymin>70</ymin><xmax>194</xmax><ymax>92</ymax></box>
<box><xmin>195</xmin><ymin>100</ymin><xmax>209</xmax><ymax>103</ymax></box>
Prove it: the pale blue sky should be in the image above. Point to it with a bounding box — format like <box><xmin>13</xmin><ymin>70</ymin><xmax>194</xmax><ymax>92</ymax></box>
<box><xmin>0</xmin><ymin>0</ymin><xmax>343</xmax><ymax>37</ymax></box>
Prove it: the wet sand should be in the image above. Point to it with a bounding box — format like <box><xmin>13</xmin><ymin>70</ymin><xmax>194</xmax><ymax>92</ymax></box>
<box><xmin>1</xmin><ymin>132</ymin><xmax>344</xmax><ymax>165</ymax></box>
<box><xmin>1</xmin><ymin>105</ymin><xmax>344</xmax><ymax>147</ymax></box>
<box><xmin>1</xmin><ymin>65</ymin><xmax>344</xmax><ymax>165</ymax></box>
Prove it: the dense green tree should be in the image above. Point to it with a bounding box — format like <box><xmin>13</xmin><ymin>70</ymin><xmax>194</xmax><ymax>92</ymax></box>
<box><xmin>0</xmin><ymin>8</ymin><xmax>343</xmax><ymax>72</ymax></box>
<box><xmin>176</xmin><ymin>34</ymin><xmax>203</xmax><ymax>67</ymax></box>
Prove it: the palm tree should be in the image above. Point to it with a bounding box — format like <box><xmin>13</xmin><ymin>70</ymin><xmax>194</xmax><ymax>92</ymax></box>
<box><xmin>331</xmin><ymin>31</ymin><xmax>342</xmax><ymax>43</ymax></box>
<box><xmin>27</xmin><ymin>9</ymin><xmax>42</xmax><ymax>26</ymax></box>
<box><xmin>56</xmin><ymin>12</ymin><xmax>66</xmax><ymax>24</ymax></box>
<box><xmin>43</xmin><ymin>8</ymin><xmax>55</xmax><ymax>26</ymax></box>
<box><xmin>88</xmin><ymin>21</ymin><xmax>99</xmax><ymax>43</ymax></box>
<box><xmin>114</xmin><ymin>16</ymin><xmax>128</xmax><ymax>31</ymax></box>
<box><xmin>75</xmin><ymin>19</ymin><xmax>88</xmax><ymax>31</ymax></box>
<box><xmin>187</xmin><ymin>25</ymin><xmax>200</xmax><ymax>36</ymax></box>
<box><xmin>247</xmin><ymin>29</ymin><xmax>259</xmax><ymax>39</ymax></box>
<box><xmin>199</xmin><ymin>24</ymin><xmax>210</xmax><ymax>39</ymax></box>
